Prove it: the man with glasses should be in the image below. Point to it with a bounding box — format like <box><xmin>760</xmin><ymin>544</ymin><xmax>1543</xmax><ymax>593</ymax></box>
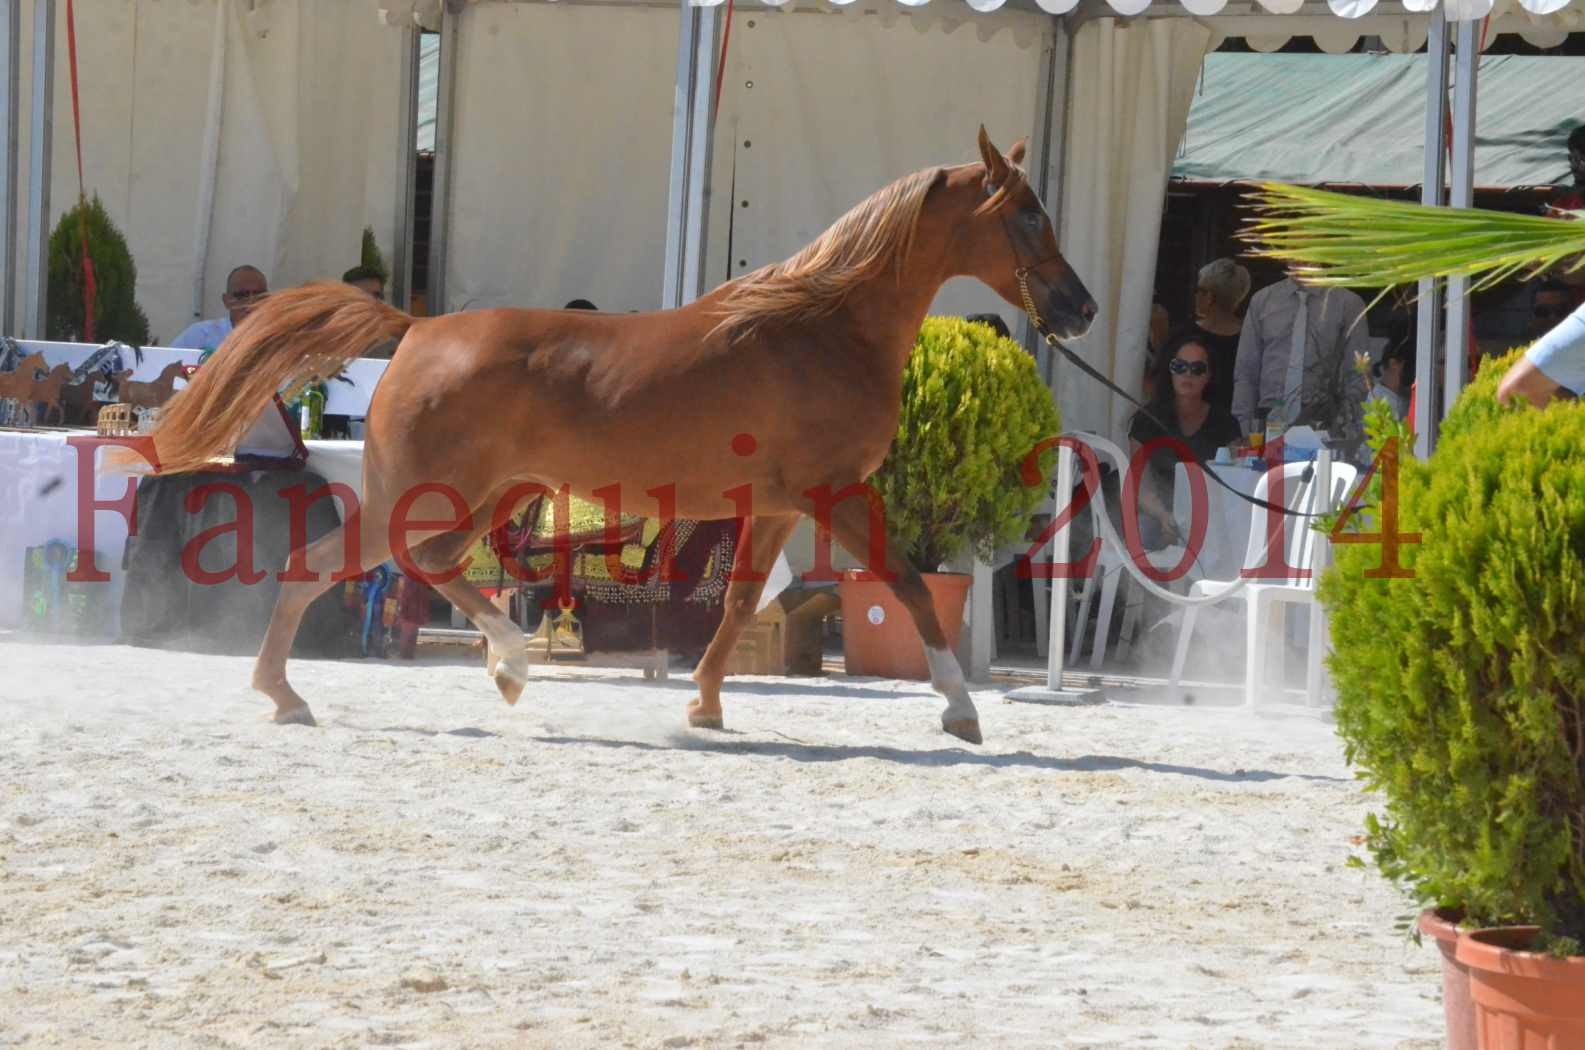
<box><xmin>169</xmin><ymin>265</ymin><xmax>268</xmax><ymax>359</ymax></box>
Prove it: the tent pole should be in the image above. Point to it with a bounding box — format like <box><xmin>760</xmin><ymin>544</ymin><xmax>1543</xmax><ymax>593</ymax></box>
<box><xmin>1412</xmin><ymin>8</ymin><xmax>1449</xmax><ymax>460</ymax></box>
<box><xmin>427</xmin><ymin>0</ymin><xmax>462</xmax><ymax>316</ymax></box>
<box><xmin>0</xmin><ymin>0</ymin><xmax>19</xmax><ymax>335</ymax></box>
<box><xmin>662</xmin><ymin>0</ymin><xmax>719</xmax><ymax>310</ymax></box>
<box><xmin>1442</xmin><ymin>17</ymin><xmax>1478</xmax><ymax>414</ymax></box>
<box><xmin>1008</xmin><ymin>440</ymin><xmax>1104</xmax><ymax>706</ymax></box>
<box><xmin>391</xmin><ymin>23</ymin><xmax>421</xmax><ymax>312</ymax></box>
<box><xmin>23</xmin><ymin>0</ymin><xmax>54</xmax><ymax>341</ymax></box>
<box><xmin>1025</xmin><ymin>16</ymin><xmax>1070</xmax><ymax>390</ymax></box>
<box><xmin>1007</xmin><ymin>17</ymin><xmax>1100</xmax><ymax>706</ymax></box>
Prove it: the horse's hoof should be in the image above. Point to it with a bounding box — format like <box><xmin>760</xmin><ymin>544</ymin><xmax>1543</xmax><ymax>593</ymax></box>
<box><xmin>494</xmin><ymin>666</ymin><xmax>526</xmax><ymax>707</ymax></box>
<box><xmin>686</xmin><ymin>698</ymin><xmax>725</xmax><ymax>730</ymax></box>
<box><xmin>942</xmin><ymin>718</ymin><xmax>982</xmax><ymax>745</ymax></box>
<box><xmin>274</xmin><ymin>705</ymin><xmax>318</xmax><ymax>727</ymax></box>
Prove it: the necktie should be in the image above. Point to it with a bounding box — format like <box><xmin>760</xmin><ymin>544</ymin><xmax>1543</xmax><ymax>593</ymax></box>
<box><xmin>1282</xmin><ymin>285</ymin><xmax>1309</xmax><ymax>421</ymax></box>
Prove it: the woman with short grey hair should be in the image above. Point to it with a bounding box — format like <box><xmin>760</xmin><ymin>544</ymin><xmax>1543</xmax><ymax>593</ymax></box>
<box><xmin>1191</xmin><ymin>257</ymin><xmax>1251</xmax><ymax>416</ymax></box>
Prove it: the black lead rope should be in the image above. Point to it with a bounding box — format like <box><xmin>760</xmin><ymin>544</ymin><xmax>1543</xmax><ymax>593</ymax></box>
<box><xmin>991</xmin><ymin>187</ymin><xmax>1325</xmax><ymax>522</ymax></box>
<box><xmin>1036</xmin><ymin>308</ymin><xmax>1318</xmax><ymax>522</ymax></box>
<box><xmin>1011</xmin><ymin>270</ymin><xmax>1322</xmax><ymax>523</ymax></box>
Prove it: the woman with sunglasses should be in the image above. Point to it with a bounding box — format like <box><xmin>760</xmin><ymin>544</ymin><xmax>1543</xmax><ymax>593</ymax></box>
<box><xmin>1127</xmin><ymin>330</ymin><xmax>1242</xmax><ymax>550</ymax></box>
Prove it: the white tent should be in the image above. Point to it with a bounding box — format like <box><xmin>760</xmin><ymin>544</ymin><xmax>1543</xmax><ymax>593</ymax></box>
<box><xmin>5</xmin><ymin>0</ymin><xmax>1580</xmax><ymax>449</ymax></box>
<box><xmin>0</xmin><ymin>0</ymin><xmax>1579</xmax><ymax>678</ymax></box>
<box><xmin>0</xmin><ymin>1</ymin><xmax>410</xmax><ymax>346</ymax></box>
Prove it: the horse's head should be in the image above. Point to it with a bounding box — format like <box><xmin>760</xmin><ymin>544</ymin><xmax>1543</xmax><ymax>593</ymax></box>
<box><xmin>957</xmin><ymin>126</ymin><xmax>1096</xmax><ymax>342</ymax></box>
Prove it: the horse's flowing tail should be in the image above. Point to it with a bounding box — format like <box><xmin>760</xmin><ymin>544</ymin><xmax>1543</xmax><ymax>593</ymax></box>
<box><xmin>144</xmin><ymin>282</ymin><xmax>412</xmax><ymax>475</ymax></box>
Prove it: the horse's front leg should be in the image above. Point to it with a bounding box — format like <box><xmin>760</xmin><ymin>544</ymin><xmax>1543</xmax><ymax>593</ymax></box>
<box><xmin>822</xmin><ymin>500</ymin><xmax>982</xmax><ymax>745</ymax></box>
<box><xmin>688</xmin><ymin>514</ymin><xmax>799</xmax><ymax>730</ymax></box>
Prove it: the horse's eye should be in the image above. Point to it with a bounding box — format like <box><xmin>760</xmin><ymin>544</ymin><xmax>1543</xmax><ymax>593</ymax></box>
<box><xmin>1021</xmin><ymin>211</ymin><xmax>1042</xmax><ymax>233</ymax></box>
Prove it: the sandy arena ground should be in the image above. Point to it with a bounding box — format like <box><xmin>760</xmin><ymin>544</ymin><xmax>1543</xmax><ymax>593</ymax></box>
<box><xmin>0</xmin><ymin>638</ymin><xmax>1442</xmax><ymax>1049</ymax></box>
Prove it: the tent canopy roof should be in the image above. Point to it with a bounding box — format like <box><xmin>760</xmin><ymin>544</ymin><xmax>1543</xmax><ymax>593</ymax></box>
<box><xmin>1172</xmin><ymin>51</ymin><xmax>1583</xmax><ymax>188</ymax></box>
<box><xmin>384</xmin><ymin>0</ymin><xmax>1585</xmax><ymax>23</ymax></box>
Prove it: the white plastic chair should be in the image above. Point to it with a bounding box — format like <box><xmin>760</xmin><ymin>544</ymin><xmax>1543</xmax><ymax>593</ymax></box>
<box><xmin>1062</xmin><ymin>432</ymin><xmax>1204</xmax><ymax>668</ymax></box>
<box><xmin>1166</xmin><ymin>458</ymin><xmax>1358</xmax><ymax>707</ymax></box>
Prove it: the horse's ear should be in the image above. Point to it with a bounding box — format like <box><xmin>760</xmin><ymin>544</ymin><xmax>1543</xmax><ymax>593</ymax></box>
<box><xmin>977</xmin><ymin>125</ymin><xmax>1009</xmax><ymax>189</ymax></box>
<box><xmin>1007</xmin><ymin>137</ymin><xmax>1028</xmax><ymax>169</ymax></box>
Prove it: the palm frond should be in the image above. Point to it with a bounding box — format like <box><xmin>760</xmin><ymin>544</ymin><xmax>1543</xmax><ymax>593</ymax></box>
<box><xmin>1241</xmin><ymin>183</ymin><xmax>1585</xmax><ymax>296</ymax></box>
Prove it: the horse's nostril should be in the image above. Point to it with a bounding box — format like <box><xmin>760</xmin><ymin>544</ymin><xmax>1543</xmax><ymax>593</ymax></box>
<box><xmin>1080</xmin><ymin>301</ymin><xmax>1097</xmax><ymax>321</ymax></box>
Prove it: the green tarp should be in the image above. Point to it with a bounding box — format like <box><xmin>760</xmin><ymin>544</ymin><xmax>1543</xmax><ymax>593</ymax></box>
<box><xmin>1173</xmin><ymin>52</ymin><xmax>1583</xmax><ymax>189</ymax></box>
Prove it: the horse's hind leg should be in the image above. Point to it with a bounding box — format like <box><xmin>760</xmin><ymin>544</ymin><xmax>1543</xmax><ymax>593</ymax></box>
<box><xmin>688</xmin><ymin>514</ymin><xmax>799</xmax><ymax>730</ymax></box>
<box><xmin>254</xmin><ymin>509</ymin><xmax>392</xmax><ymax>725</ymax></box>
<box><xmin>404</xmin><ymin>517</ymin><xmax>532</xmax><ymax>706</ymax></box>
<box><xmin>823</xmin><ymin>500</ymin><xmax>982</xmax><ymax>745</ymax></box>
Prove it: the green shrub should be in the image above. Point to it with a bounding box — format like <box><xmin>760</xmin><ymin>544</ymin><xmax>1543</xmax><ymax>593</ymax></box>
<box><xmin>1320</xmin><ymin>372</ymin><xmax>1585</xmax><ymax>945</ymax></box>
<box><xmin>869</xmin><ymin>316</ymin><xmax>1060</xmax><ymax>574</ymax></box>
<box><xmin>46</xmin><ymin>195</ymin><xmax>151</xmax><ymax>345</ymax></box>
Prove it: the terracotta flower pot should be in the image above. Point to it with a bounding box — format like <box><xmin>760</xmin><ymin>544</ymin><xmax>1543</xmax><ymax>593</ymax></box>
<box><xmin>1418</xmin><ymin>909</ymin><xmax>1478</xmax><ymax>1050</ymax></box>
<box><xmin>837</xmin><ymin>570</ymin><xmax>970</xmax><ymax>681</ymax></box>
<box><xmin>1455</xmin><ymin>926</ymin><xmax>1585</xmax><ymax>1050</ymax></box>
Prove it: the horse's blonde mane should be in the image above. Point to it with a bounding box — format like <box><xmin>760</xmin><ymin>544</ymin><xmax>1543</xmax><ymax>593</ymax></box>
<box><xmin>711</xmin><ymin>166</ymin><xmax>946</xmax><ymax>343</ymax></box>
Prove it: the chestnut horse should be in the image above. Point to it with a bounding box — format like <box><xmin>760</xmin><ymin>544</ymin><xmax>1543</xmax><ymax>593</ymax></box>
<box><xmin>139</xmin><ymin>128</ymin><xmax>1095</xmax><ymax>744</ymax></box>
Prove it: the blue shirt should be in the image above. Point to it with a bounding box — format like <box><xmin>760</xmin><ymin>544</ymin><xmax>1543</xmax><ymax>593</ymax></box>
<box><xmin>168</xmin><ymin>316</ymin><xmax>233</xmax><ymax>354</ymax></box>
<box><xmin>1525</xmin><ymin>300</ymin><xmax>1585</xmax><ymax>393</ymax></box>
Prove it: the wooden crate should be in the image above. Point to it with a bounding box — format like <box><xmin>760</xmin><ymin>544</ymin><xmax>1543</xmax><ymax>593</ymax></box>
<box><xmin>725</xmin><ymin>602</ymin><xmax>787</xmax><ymax>676</ymax></box>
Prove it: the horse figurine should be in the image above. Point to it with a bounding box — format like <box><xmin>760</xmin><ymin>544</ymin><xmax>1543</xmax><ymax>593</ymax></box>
<box><xmin>29</xmin><ymin>363</ymin><xmax>75</xmax><ymax>425</ymax></box>
<box><xmin>136</xmin><ymin>128</ymin><xmax>1096</xmax><ymax>743</ymax></box>
<box><xmin>0</xmin><ymin>353</ymin><xmax>52</xmax><ymax>424</ymax></box>
<box><xmin>60</xmin><ymin>368</ymin><xmax>127</xmax><ymax>426</ymax></box>
<box><xmin>120</xmin><ymin>361</ymin><xmax>187</xmax><ymax>410</ymax></box>
<box><xmin>0</xmin><ymin>352</ymin><xmax>49</xmax><ymax>400</ymax></box>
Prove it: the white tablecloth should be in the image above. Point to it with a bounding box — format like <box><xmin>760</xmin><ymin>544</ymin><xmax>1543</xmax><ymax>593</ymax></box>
<box><xmin>1</xmin><ymin>431</ymin><xmax>792</xmax><ymax>631</ymax></box>
<box><xmin>0</xmin><ymin>430</ymin><xmax>137</xmax><ymax>630</ymax></box>
<box><xmin>0</xmin><ymin>430</ymin><xmax>367</xmax><ymax>631</ymax></box>
<box><xmin>1172</xmin><ymin>461</ymin><xmax>1264</xmax><ymax>582</ymax></box>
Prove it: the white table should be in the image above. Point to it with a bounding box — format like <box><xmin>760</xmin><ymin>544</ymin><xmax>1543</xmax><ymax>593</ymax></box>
<box><xmin>1171</xmin><ymin>460</ymin><xmax>1263</xmax><ymax>581</ymax></box>
<box><xmin>0</xmin><ymin>429</ymin><xmax>137</xmax><ymax>630</ymax></box>
<box><xmin>0</xmin><ymin>430</ymin><xmax>793</xmax><ymax>633</ymax></box>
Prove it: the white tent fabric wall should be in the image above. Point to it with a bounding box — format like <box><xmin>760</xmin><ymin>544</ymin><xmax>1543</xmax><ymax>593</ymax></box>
<box><xmin>705</xmin><ymin>7</ymin><xmax>1045</xmax><ymax>323</ymax></box>
<box><xmin>443</xmin><ymin>2</ymin><xmax>679</xmax><ymax>314</ymax></box>
<box><xmin>1057</xmin><ymin>16</ymin><xmax>1212</xmax><ymax>441</ymax></box>
<box><xmin>7</xmin><ymin>0</ymin><xmax>403</xmax><ymax>345</ymax></box>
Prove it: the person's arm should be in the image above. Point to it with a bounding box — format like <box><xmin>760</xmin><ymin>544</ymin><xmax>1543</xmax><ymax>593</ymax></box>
<box><xmin>1127</xmin><ymin>437</ymin><xmax>1178</xmax><ymax>540</ymax></box>
<box><xmin>1502</xmin><ymin>300</ymin><xmax>1585</xmax><ymax>408</ymax></box>
<box><xmin>1497</xmin><ymin>358</ymin><xmax>1564</xmax><ymax>409</ymax></box>
<box><xmin>1231</xmin><ymin>302</ymin><xmax>1262</xmax><ymax>430</ymax></box>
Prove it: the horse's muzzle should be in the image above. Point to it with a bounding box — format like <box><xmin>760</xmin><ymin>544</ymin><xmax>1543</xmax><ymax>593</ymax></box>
<box><xmin>1045</xmin><ymin>285</ymin><xmax>1098</xmax><ymax>341</ymax></box>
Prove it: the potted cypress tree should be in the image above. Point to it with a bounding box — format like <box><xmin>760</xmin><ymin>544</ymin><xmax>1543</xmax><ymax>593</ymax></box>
<box><xmin>1248</xmin><ymin>185</ymin><xmax>1585</xmax><ymax>1050</ymax></box>
<box><xmin>47</xmin><ymin>195</ymin><xmax>151</xmax><ymax>346</ymax></box>
<box><xmin>1320</xmin><ymin>371</ymin><xmax>1585</xmax><ymax>1050</ymax></box>
<box><xmin>360</xmin><ymin>226</ymin><xmax>390</xmax><ymax>286</ymax></box>
<box><xmin>839</xmin><ymin>316</ymin><xmax>1059</xmax><ymax>681</ymax></box>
